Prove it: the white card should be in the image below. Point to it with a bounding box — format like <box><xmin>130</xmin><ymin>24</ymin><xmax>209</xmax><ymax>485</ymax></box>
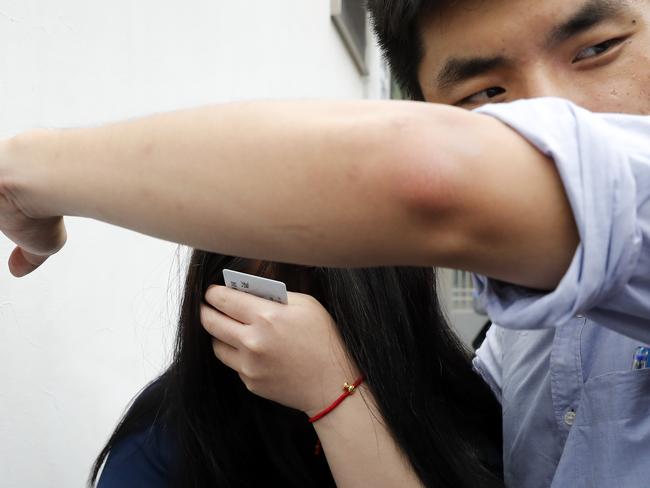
<box><xmin>222</xmin><ymin>269</ymin><xmax>288</xmax><ymax>304</ymax></box>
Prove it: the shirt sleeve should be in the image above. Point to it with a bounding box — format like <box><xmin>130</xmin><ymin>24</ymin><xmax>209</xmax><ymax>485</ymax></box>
<box><xmin>473</xmin><ymin>324</ymin><xmax>503</xmax><ymax>403</ymax></box>
<box><xmin>472</xmin><ymin>97</ymin><xmax>650</xmax><ymax>342</ymax></box>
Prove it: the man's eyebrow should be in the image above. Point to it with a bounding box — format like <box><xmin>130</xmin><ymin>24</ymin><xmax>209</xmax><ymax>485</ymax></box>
<box><xmin>436</xmin><ymin>56</ymin><xmax>512</xmax><ymax>90</ymax></box>
<box><xmin>546</xmin><ymin>0</ymin><xmax>629</xmax><ymax>47</ymax></box>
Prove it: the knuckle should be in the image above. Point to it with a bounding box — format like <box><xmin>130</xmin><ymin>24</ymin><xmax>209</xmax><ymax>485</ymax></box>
<box><xmin>238</xmin><ymin>363</ymin><xmax>250</xmax><ymax>378</ymax></box>
<box><xmin>258</xmin><ymin>309</ymin><xmax>278</xmax><ymax>324</ymax></box>
<box><xmin>300</xmin><ymin>292</ymin><xmax>317</xmax><ymax>304</ymax></box>
<box><xmin>239</xmin><ymin>363</ymin><xmax>260</xmax><ymax>382</ymax></box>
<box><xmin>242</xmin><ymin>335</ymin><xmax>265</xmax><ymax>354</ymax></box>
<box><xmin>292</xmin><ymin>291</ymin><xmax>314</xmax><ymax>303</ymax></box>
<box><xmin>239</xmin><ymin>352</ymin><xmax>269</xmax><ymax>381</ymax></box>
<box><xmin>305</xmin><ymin>294</ymin><xmax>324</xmax><ymax>309</ymax></box>
<box><xmin>240</xmin><ymin>375</ymin><xmax>258</xmax><ymax>394</ymax></box>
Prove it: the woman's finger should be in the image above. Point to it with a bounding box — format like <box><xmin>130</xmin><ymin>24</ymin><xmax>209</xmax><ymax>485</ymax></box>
<box><xmin>204</xmin><ymin>284</ymin><xmax>282</xmax><ymax>324</ymax></box>
<box><xmin>200</xmin><ymin>303</ymin><xmax>246</xmax><ymax>348</ymax></box>
<box><xmin>211</xmin><ymin>338</ymin><xmax>241</xmax><ymax>372</ymax></box>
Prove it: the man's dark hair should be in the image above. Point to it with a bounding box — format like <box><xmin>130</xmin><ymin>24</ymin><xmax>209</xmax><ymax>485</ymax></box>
<box><xmin>367</xmin><ymin>0</ymin><xmax>438</xmax><ymax>100</ymax></box>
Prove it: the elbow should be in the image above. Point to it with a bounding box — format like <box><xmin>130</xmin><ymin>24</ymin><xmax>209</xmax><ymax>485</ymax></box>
<box><xmin>367</xmin><ymin>104</ymin><xmax>471</xmax><ymax>263</ymax></box>
<box><xmin>378</xmin><ymin>103</ymin><xmax>467</xmax><ymax>218</ymax></box>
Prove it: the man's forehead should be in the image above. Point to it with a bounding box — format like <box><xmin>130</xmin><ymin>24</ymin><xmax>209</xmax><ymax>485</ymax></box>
<box><xmin>419</xmin><ymin>0</ymin><xmax>633</xmax><ymax>89</ymax></box>
<box><xmin>423</xmin><ymin>0</ymin><xmax>630</xmax><ymax>43</ymax></box>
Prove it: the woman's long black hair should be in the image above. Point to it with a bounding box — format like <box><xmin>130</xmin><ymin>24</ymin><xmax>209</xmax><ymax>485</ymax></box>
<box><xmin>90</xmin><ymin>251</ymin><xmax>503</xmax><ymax>487</ymax></box>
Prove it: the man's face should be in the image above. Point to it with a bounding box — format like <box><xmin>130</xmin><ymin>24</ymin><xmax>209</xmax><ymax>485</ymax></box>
<box><xmin>418</xmin><ymin>0</ymin><xmax>650</xmax><ymax>114</ymax></box>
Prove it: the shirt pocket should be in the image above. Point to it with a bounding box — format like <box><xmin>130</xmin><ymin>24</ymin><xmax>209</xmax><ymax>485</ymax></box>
<box><xmin>551</xmin><ymin>368</ymin><xmax>650</xmax><ymax>488</ymax></box>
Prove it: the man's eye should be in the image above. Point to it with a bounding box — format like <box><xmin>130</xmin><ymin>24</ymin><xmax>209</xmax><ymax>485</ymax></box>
<box><xmin>458</xmin><ymin>86</ymin><xmax>506</xmax><ymax>106</ymax></box>
<box><xmin>572</xmin><ymin>38</ymin><xmax>624</xmax><ymax>63</ymax></box>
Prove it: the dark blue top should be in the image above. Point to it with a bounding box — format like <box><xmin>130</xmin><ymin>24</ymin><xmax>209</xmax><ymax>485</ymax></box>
<box><xmin>97</xmin><ymin>423</ymin><xmax>174</xmax><ymax>488</ymax></box>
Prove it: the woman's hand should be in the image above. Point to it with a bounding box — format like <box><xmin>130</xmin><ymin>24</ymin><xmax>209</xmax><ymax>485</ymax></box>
<box><xmin>201</xmin><ymin>285</ymin><xmax>359</xmax><ymax>416</ymax></box>
<box><xmin>202</xmin><ymin>285</ymin><xmax>425</xmax><ymax>487</ymax></box>
<box><xmin>1</xmin><ymin>135</ymin><xmax>67</xmax><ymax>277</ymax></box>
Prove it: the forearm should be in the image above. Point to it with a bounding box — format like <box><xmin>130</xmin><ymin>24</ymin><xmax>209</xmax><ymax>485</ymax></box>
<box><xmin>0</xmin><ymin>99</ymin><xmax>577</xmax><ymax>286</ymax></box>
<box><xmin>2</xmin><ymin>100</ymin><xmax>447</xmax><ymax>267</ymax></box>
<box><xmin>312</xmin><ymin>387</ymin><xmax>423</xmax><ymax>488</ymax></box>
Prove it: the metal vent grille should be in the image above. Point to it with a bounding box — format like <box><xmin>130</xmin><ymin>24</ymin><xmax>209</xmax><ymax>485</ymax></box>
<box><xmin>451</xmin><ymin>269</ymin><xmax>475</xmax><ymax>311</ymax></box>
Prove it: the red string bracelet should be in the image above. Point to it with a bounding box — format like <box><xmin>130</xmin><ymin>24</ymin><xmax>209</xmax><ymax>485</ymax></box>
<box><xmin>308</xmin><ymin>376</ymin><xmax>365</xmax><ymax>423</ymax></box>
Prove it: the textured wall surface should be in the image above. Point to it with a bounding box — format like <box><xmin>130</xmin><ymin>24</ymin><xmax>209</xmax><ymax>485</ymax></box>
<box><xmin>0</xmin><ymin>2</ymin><xmax>384</xmax><ymax>486</ymax></box>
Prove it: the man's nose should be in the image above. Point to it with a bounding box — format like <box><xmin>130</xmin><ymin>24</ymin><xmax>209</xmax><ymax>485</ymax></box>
<box><xmin>519</xmin><ymin>68</ymin><xmax>578</xmax><ymax>101</ymax></box>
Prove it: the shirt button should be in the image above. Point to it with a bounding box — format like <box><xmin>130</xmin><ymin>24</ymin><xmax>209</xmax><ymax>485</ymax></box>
<box><xmin>564</xmin><ymin>409</ymin><xmax>576</xmax><ymax>426</ymax></box>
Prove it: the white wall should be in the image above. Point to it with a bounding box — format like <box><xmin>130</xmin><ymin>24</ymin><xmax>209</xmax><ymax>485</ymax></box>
<box><xmin>0</xmin><ymin>2</ymin><xmax>385</xmax><ymax>487</ymax></box>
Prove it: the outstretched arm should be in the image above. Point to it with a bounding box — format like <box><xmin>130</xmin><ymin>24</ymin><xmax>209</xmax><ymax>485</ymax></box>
<box><xmin>0</xmin><ymin>99</ymin><xmax>577</xmax><ymax>288</ymax></box>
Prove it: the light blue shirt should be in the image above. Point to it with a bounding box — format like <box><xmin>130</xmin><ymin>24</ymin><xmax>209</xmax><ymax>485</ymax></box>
<box><xmin>471</xmin><ymin>98</ymin><xmax>650</xmax><ymax>488</ymax></box>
